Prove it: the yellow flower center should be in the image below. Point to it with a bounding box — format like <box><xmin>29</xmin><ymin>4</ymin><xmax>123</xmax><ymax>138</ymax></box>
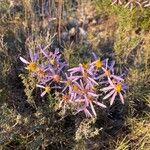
<box><xmin>82</xmin><ymin>63</ymin><xmax>88</xmax><ymax>70</ymax></box>
<box><xmin>50</xmin><ymin>59</ymin><xmax>55</xmax><ymax>65</ymax></box>
<box><xmin>45</xmin><ymin>86</ymin><xmax>51</xmax><ymax>93</ymax></box>
<box><xmin>26</xmin><ymin>62</ymin><xmax>37</xmax><ymax>72</ymax></box>
<box><xmin>104</xmin><ymin>70</ymin><xmax>111</xmax><ymax>76</ymax></box>
<box><xmin>115</xmin><ymin>84</ymin><xmax>122</xmax><ymax>92</ymax></box>
<box><xmin>83</xmin><ymin>72</ymin><xmax>88</xmax><ymax>78</ymax></box>
<box><xmin>92</xmin><ymin>85</ymin><xmax>97</xmax><ymax>90</ymax></box>
<box><xmin>66</xmin><ymin>80</ymin><xmax>72</xmax><ymax>86</ymax></box>
<box><xmin>95</xmin><ymin>60</ymin><xmax>103</xmax><ymax>68</ymax></box>
<box><xmin>72</xmin><ymin>85</ymin><xmax>79</xmax><ymax>92</ymax></box>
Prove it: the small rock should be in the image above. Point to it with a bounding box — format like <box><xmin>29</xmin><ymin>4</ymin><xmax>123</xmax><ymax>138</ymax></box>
<box><xmin>79</xmin><ymin>27</ymin><xmax>86</xmax><ymax>38</ymax></box>
<box><xmin>67</xmin><ymin>18</ymin><xmax>79</xmax><ymax>30</ymax></box>
<box><xmin>61</xmin><ymin>32</ymin><xmax>69</xmax><ymax>41</ymax></box>
<box><xmin>69</xmin><ymin>27</ymin><xmax>76</xmax><ymax>36</ymax></box>
<box><xmin>91</xmin><ymin>19</ymin><xmax>97</xmax><ymax>25</ymax></box>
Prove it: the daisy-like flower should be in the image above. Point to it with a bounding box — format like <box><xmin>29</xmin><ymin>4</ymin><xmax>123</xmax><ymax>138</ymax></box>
<box><xmin>95</xmin><ymin>59</ymin><xmax>124</xmax><ymax>82</ymax></box>
<box><xmin>101</xmin><ymin>77</ymin><xmax>127</xmax><ymax>105</ymax></box>
<box><xmin>35</xmin><ymin>66</ymin><xmax>53</xmax><ymax>84</ymax></box>
<box><xmin>75</xmin><ymin>80</ymin><xmax>106</xmax><ymax>117</ymax></box>
<box><xmin>60</xmin><ymin>73</ymin><xmax>81</xmax><ymax>93</ymax></box>
<box><xmin>68</xmin><ymin>63</ymin><xmax>98</xmax><ymax>88</ymax></box>
<box><xmin>40</xmin><ymin>46</ymin><xmax>60</xmax><ymax>61</ymax></box>
<box><xmin>91</xmin><ymin>59</ymin><xmax>103</xmax><ymax>70</ymax></box>
<box><xmin>75</xmin><ymin>96</ymin><xmax>106</xmax><ymax>117</ymax></box>
<box><xmin>40</xmin><ymin>62</ymin><xmax>66</xmax><ymax>84</ymax></box>
<box><xmin>20</xmin><ymin>50</ymin><xmax>39</xmax><ymax>72</ymax></box>
<box><xmin>91</xmin><ymin>52</ymin><xmax>104</xmax><ymax>70</ymax></box>
<box><xmin>40</xmin><ymin>46</ymin><xmax>67</xmax><ymax>69</ymax></box>
<box><xmin>36</xmin><ymin>84</ymin><xmax>51</xmax><ymax>97</ymax></box>
<box><xmin>49</xmin><ymin>66</ymin><xmax>62</xmax><ymax>83</ymax></box>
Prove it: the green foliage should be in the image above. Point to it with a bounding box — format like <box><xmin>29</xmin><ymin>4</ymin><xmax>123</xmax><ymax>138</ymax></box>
<box><xmin>19</xmin><ymin>74</ymin><xmax>37</xmax><ymax>106</ymax></box>
<box><xmin>75</xmin><ymin>118</ymin><xmax>100</xmax><ymax>142</ymax></box>
<box><xmin>0</xmin><ymin>0</ymin><xmax>10</xmax><ymax>13</ymax></box>
<box><xmin>63</xmin><ymin>43</ymin><xmax>92</xmax><ymax>67</ymax></box>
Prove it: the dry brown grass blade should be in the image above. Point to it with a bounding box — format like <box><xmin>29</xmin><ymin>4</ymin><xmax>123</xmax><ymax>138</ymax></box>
<box><xmin>57</xmin><ymin>0</ymin><xmax>63</xmax><ymax>43</ymax></box>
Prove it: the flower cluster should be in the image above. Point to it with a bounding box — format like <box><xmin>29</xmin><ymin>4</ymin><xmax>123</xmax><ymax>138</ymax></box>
<box><xmin>112</xmin><ymin>0</ymin><xmax>150</xmax><ymax>10</ymax></box>
<box><xmin>20</xmin><ymin>47</ymin><xmax>127</xmax><ymax>117</ymax></box>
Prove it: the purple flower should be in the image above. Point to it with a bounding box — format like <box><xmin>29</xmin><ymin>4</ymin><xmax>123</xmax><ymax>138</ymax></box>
<box><xmin>101</xmin><ymin>77</ymin><xmax>127</xmax><ymax>105</ymax></box>
<box><xmin>76</xmin><ymin>98</ymin><xmax>106</xmax><ymax>117</ymax></box>
<box><xmin>20</xmin><ymin>50</ymin><xmax>39</xmax><ymax>72</ymax></box>
<box><xmin>60</xmin><ymin>73</ymin><xmax>81</xmax><ymax>93</ymax></box>
<box><xmin>36</xmin><ymin>84</ymin><xmax>61</xmax><ymax>97</ymax></box>
<box><xmin>36</xmin><ymin>84</ymin><xmax>51</xmax><ymax>97</ymax></box>
<box><xmin>68</xmin><ymin>63</ymin><xmax>98</xmax><ymax>88</ymax></box>
<box><xmin>95</xmin><ymin>59</ymin><xmax>124</xmax><ymax>82</ymax></box>
<box><xmin>75</xmin><ymin>80</ymin><xmax>106</xmax><ymax>117</ymax></box>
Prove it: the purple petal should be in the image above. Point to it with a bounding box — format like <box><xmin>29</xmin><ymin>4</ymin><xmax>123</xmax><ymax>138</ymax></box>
<box><xmin>79</xmin><ymin>79</ymin><xmax>84</xmax><ymax>89</ymax></box>
<box><xmin>84</xmin><ymin>95</ymin><xmax>90</xmax><ymax>106</ymax></box>
<box><xmin>88</xmin><ymin>92</ymin><xmax>99</xmax><ymax>97</ymax></box>
<box><xmin>90</xmin><ymin>102</ymin><xmax>97</xmax><ymax>116</ymax></box>
<box><xmin>105</xmin><ymin>58</ymin><xmax>109</xmax><ymax>69</ymax></box>
<box><xmin>101</xmin><ymin>86</ymin><xmax>114</xmax><ymax>92</ymax></box>
<box><xmin>70</xmin><ymin>93</ymin><xmax>74</xmax><ymax>101</ymax></box>
<box><xmin>74</xmin><ymin>81</ymin><xmax>82</xmax><ymax>90</ymax></box>
<box><xmin>119</xmin><ymin>92</ymin><xmax>124</xmax><ymax>104</ymax></box>
<box><xmin>72</xmin><ymin>76</ymin><xmax>81</xmax><ymax>82</ymax></box>
<box><xmin>110</xmin><ymin>92</ymin><xmax>117</xmax><ymax>106</ymax></box>
<box><xmin>36</xmin><ymin>84</ymin><xmax>45</xmax><ymax>88</ymax></box>
<box><xmin>68</xmin><ymin>66</ymin><xmax>80</xmax><ymax>72</ymax></box>
<box><xmin>103</xmin><ymin>90</ymin><xmax>115</xmax><ymax>100</ymax></box>
<box><xmin>88</xmin><ymin>77</ymin><xmax>98</xmax><ymax>85</ymax></box>
<box><xmin>41</xmin><ymin>91</ymin><xmax>47</xmax><ymax>97</ymax></box>
<box><xmin>62</xmin><ymin>85</ymin><xmax>68</xmax><ymax>93</ymax></box>
<box><xmin>69</xmin><ymin>86</ymin><xmax>72</xmax><ymax>94</ymax></box>
<box><xmin>40</xmin><ymin>46</ymin><xmax>49</xmax><ymax>58</ymax></box>
<box><xmin>75</xmin><ymin>99</ymin><xmax>85</xmax><ymax>103</ymax></box>
<box><xmin>86</xmin><ymin>79</ymin><xmax>94</xmax><ymax>88</ymax></box>
<box><xmin>87</xmin><ymin>69</ymin><xmax>94</xmax><ymax>76</ymax></box>
<box><xmin>108</xmin><ymin>77</ymin><xmax>115</xmax><ymax>88</ymax></box>
<box><xmin>93</xmin><ymin>101</ymin><xmax>107</xmax><ymax>108</ymax></box>
<box><xmin>54</xmin><ymin>48</ymin><xmax>59</xmax><ymax>55</ymax></box>
<box><xmin>84</xmin><ymin>108</ymin><xmax>93</xmax><ymax>118</ymax></box>
<box><xmin>20</xmin><ymin>57</ymin><xmax>29</xmax><ymax>64</ymax></box>
<box><xmin>92</xmin><ymin>52</ymin><xmax>98</xmax><ymax>60</ymax></box>
<box><xmin>73</xmin><ymin>93</ymin><xmax>77</xmax><ymax>100</ymax></box>
<box><xmin>29</xmin><ymin>49</ymin><xmax>34</xmax><ymax>61</ymax></box>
